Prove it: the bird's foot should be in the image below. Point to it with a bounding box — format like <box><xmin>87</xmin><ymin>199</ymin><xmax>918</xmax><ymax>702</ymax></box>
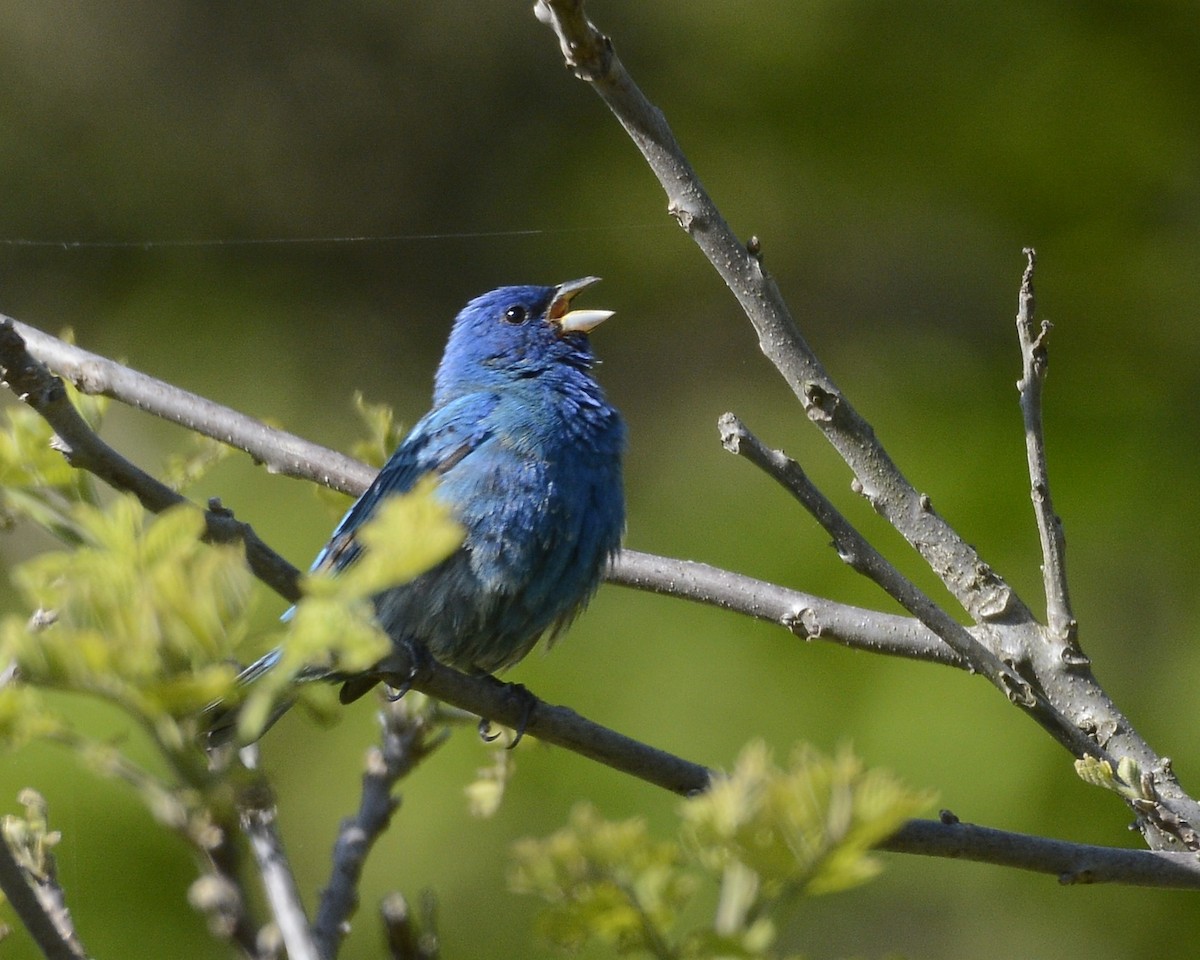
<box><xmin>389</xmin><ymin>637</ymin><xmax>434</xmax><ymax>697</ymax></box>
<box><xmin>342</xmin><ymin>638</ymin><xmax>432</xmax><ymax>705</ymax></box>
<box><xmin>383</xmin><ymin>648</ymin><xmax>420</xmax><ymax>698</ymax></box>
<box><xmin>477</xmin><ymin>680</ymin><xmax>537</xmax><ymax>750</ymax></box>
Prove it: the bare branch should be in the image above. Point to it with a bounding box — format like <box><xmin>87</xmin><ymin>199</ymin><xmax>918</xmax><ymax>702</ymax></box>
<box><xmin>532</xmin><ymin>0</ymin><xmax>1024</xmax><ymax>628</ymax></box>
<box><xmin>882</xmin><ymin>815</ymin><xmax>1200</xmax><ymax>888</ymax></box>
<box><xmin>1014</xmin><ymin>250</ymin><xmax>1076</xmax><ymax>643</ymax></box>
<box><xmin>715</xmin><ymin>413</ymin><xmax>1114</xmax><ymax>761</ymax></box>
<box><xmin>3</xmin><ymin>314</ymin><xmax>372</xmax><ymax>496</ymax></box>
<box><xmin>609</xmin><ymin>549</ymin><xmax>966</xmax><ymax>668</ymax></box>
<box><xmin>313</xmin><ymin>700</ymin><xmax>448</xmax><ymax>959</ymax></box>
<box><xmin>717</xmin><ymin>414</ymin><xmax>1010</xmax><ymax>685</ymax></box>
<box><xmin>238</xmin><ymin>746</ymin><xmax>321</xmax><ymax>960</ymax></box>
<box><xmin>372</xmin><ymin>652</ymin><xmax>712</xmax><ymax>796</ymax></box>
<box><xmin>532</xmin><ymin>0</ymin><xmax>1200</xmax><ymax>850</ymax></box>
<box><xmin>0</xmin><ymin>819</ymin><xmax>88</xmax><ymax>960</ymax></box>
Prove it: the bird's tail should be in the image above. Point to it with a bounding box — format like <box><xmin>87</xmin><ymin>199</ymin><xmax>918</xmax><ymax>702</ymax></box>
<box><xmin>204</xmin><ymin>635</ymin><xmax>392</xmax><ymax>746</ymax></box>
<box><xmin>203</xmin><ymin>648</ymin><xmax>332</xmax><ymax>747</ymax></box>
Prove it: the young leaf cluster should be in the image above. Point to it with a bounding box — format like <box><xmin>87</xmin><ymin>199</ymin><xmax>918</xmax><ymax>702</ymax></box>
<box><xmin>0</xmin><ymin>389</ymin><xmax>104</xmax><ymax>542</ymax></box>
<box><xmin>0</xmin><ymin>393</ymin><xmax>464</xmax><ymax>928</ymax></box>
<box><xmin>3</xmin><ymin>497</ymin><xmax>250</xmax><ymax>741</ymax></box>
<box><xmin>510</xmin><ymin>741</ymin><xmax>933</xmax><ymax>958</ymax></box>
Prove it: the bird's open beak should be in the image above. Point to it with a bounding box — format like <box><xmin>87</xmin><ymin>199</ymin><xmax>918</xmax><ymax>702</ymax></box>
<box><xmin>549</xmin><ymin>276</ymin><xmax>615</xmax><ymax>334</ymax></box>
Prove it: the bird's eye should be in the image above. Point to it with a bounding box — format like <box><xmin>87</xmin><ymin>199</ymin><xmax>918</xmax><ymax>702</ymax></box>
<box><xmin>503</xmin><ymin>304</ymin><xmax>528</xmax><ymax>325</ymax></box>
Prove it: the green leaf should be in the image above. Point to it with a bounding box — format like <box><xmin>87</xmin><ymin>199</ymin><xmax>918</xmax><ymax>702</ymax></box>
<box><xmin>1</xmin><ymin>497</ymin><xmax>250</xmax><ymax>728</ymax></box>
<box><xmin>512</xmin><ymin>742</ymin><xmax>932</xmax><ymax>957</ymax></box>
<box><xmin>161</xmin><ymin>434</ymin><xmax>234</xmax><ymax>492</ymax></box>
<box><xmin>0</xmin><ymin>685</ymin><xmax>63</xmax><ymax>749</ymax></box>
<box><xmin>349</xmin><ymin>391</ymin><xmax>409</xmax><ymax>468</ymax></box>
<box><xmin>1</xmin><ymin>789</ymin><xmax>61</xmax><ymax>883</ymax></box>
<box><xmin>681</xmin><ymin>741</ymin><xmax>934</xmax><ymax>898</ymax></box>
<box><xmin>1074</xmin><ymin>754</ymin><xmax>1148</xmax><ymax>801</ymax></box>
<box><xmin>0</xmin><ymin>401</ymin><xmax>96</xmax><ymax>541</ymax></box>
<box><xmin>465</xmin><ymin>745</ymin><xmax>516</xmax><ymax>819</ymax></box>
<box><xmin>312</xmin><ymin>393</ymin><xmax>407</xmax><ymax>517</ymax></box>
<box><xmin>510</xmin><ymin>802</ymin><xmax>696</xmax><ymax>955</ymax></box>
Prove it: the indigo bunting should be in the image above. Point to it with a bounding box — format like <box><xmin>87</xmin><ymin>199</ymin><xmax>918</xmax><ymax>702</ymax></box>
<box><xmin>234</xmin><ymin>277</ymin><xmax>625</xmax><ymax>720</ymax></box>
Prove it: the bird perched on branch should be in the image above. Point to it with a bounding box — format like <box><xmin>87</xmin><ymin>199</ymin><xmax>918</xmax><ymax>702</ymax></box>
<box><xmin>223</xmin><ymin>277</ymin><xmax>625</xmax><ymax>734</ymax></box>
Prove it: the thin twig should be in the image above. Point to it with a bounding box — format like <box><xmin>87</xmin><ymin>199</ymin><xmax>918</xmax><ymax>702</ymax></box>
<box><xmin>0</xmin><ymin>830</ymin><xmax>88</xmax><ymax>960</ymax></box>
<box><xmin>717</xmin><ymin>413</ymin><xmax>1011</xmax><ymax>686</ymax></box>
<box><xmin>1014</xmin><ymin>250</ymin><xmax>1076</xmax><ymax>644</ymax></box>
<box><xmin>380</xmin><ymin>891</ymin><xmax>438</xmax><ymax>960</ymax></box>
<box><xmin>199</xmin><ymin>823</ymin><xmax>263</xmax><ymax>957</ymax></box>
<box><xmin>239</xmin><ymin>745</ymin><xmax>320</xmax><ymax>960</ymax></box>
<box><xmin>716</xmin><ymin>412</ymin><xmax>1103</xmax><ymax>759</ymax></box>
<box><xmin>313</xmin><ymin>701</ymin><xmax>448</xmax><ymax>959</ymax></box>
<box><xmin>44</xmin><ymin>729</ymin><xmax>262</xmax><ymax>956</ymax></box>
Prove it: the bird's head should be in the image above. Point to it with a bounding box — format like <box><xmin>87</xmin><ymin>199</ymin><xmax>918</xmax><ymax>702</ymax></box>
<box><xmin>435</xmin><ymin>277</ymin><xmax>615</xmax><ymax>401</ymax></box>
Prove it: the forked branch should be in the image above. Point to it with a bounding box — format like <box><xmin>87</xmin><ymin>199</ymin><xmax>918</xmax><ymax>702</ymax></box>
<box><xmin>532</xmin><ymin>0</ymin><xmax>1200</xmax><ymax>850</ymax></box>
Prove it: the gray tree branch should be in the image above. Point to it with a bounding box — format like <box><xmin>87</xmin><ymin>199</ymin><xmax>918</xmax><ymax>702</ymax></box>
<box><xmin>882</xmin><ymin>815</ymin><xmax>1200</xmax><ymax>888</ymax></box>
<box><xmin>531</xmin><ymin>0</ymin><xmax>1200</xmax><ymax>852</ymax></box>
<box><xmin>312</xmin><ymin>700</ymin><xmax>448</xmax><ymax>960</ymax></box>
<box><xmin>0</xmin><ymin>825</ymin><xmax>88</xmax><ymax>960</ymax></box>
<box><xmin>1014</xmin><ymin>249</ymin><xmax>1076</xmax><ymax>643</ymax></box>
<box><xmin>606</xmin><ymin>549</ymin><xmax>965</xmax><ymax>668</ymax></box>
<box><xmin>718</xmin><ymin>413</ymin><xmax>1026</xmax><ymax>700</ymax></box>
<box><xmin>532</xmin><ymin>0</ymin><xmax>1021</xmax><ymax>628</ymax></box>
<box><xmin>717</xmin><ymin>413</ymin><xmax>1106</xmax><ymax>760</ymax></box>
<box><xmin>4</xmin><ymin>316</ymin><xmax>371</xmax><ymax>496</ymax></box>
<box><xmin>3</xmin><ymin>315</ymin><xmax>965</xmax><ymax>672</ymax></box>
<box><xmin>238</xmin><ymin>745</ymin><xmax>321</xmax><ymax>960</ymax></box>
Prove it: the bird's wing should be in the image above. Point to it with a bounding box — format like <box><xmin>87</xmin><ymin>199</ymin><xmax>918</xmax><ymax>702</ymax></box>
<box><xmin>311</xmin><ymin>393</ymin><xmax>501</xmax><ymax>575</ymax></box>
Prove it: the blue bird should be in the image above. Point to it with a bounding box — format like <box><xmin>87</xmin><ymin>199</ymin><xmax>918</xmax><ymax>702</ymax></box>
<box><xmin>227</xmin><ymin>277</ymin><xmax>625</xmax><ymax>731</ymax></box>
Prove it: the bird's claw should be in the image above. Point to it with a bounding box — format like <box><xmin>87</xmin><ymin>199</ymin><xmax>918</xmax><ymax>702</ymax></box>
<box><xmin>375</xmin><ymin>637</ymin><xmax>433</xmax><ymax>702</ymax></box>
<box><xmin>477</xmin><ymin>681</ymin><xmax>537</xmax><ymax>749</ymax></box>
<box><xmin>478</xmin><ymin>717</ymin><xmax>502</xmax><ymax>742</ymax></box>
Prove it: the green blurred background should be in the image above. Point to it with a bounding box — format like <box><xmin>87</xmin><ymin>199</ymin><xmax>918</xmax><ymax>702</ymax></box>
<box><xmin>2</xmin><ymin>1</ymin><xmax>1199</xmax><ymax>956</ymax></box>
